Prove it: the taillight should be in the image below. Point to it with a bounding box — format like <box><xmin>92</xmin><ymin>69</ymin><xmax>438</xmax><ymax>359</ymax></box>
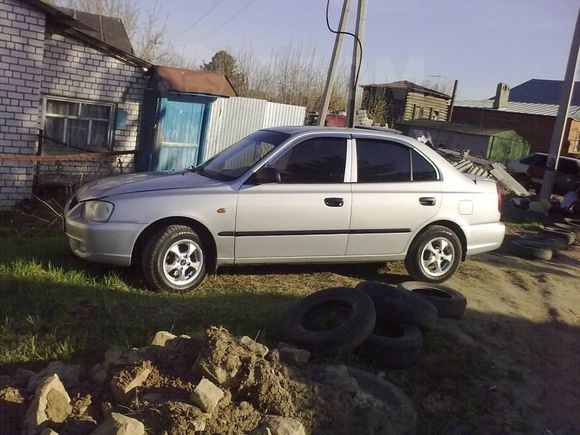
<box><xmin>497</xmin><ymin>183</ymin><xmax>503</xmax><ymax>212</ymax></box>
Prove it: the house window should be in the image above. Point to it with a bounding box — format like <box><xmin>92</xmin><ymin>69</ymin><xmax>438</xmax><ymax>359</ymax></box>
<box><xmin>43</xmin><ymin>97</ymin><xmax>115</xmax><ymax>151</ymax></box>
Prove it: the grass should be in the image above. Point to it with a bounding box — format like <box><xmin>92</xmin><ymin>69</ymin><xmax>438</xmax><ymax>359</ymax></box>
<box><xmin>0</xmin><ymin>212</ymin><xmax>505</xmax><ymax>433</ymax></box>
<box><xmin>0</xmin><ymin>230</ymin><xmax>385</xmax><ymax>372</ymax></box>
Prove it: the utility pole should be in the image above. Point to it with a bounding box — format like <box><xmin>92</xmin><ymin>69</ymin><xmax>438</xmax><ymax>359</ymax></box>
<box><xmin>539</xmin><ymin>9</ymin><xmax>580</xmax><ymax>200</ymax></box>
<box><xmin>318</xmin><ymin>0</ymin><xmax>352</xmax><ymax>126</ymax></box>
<box><xmin>447</xmin><ymin>80</ymin><xmax>458</xmax><ymax>121</ymax></box>
<box><xmin>345</xmin><ymin>0</ymin><xmax>367</xmax><ymax>128</ymax></box>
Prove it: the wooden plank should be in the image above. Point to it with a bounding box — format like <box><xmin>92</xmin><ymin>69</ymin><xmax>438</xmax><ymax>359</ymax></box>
<box><xmin>490</xmin><ymin>163</ymin><xmax>530</xmax><ymax>196</ymax></box>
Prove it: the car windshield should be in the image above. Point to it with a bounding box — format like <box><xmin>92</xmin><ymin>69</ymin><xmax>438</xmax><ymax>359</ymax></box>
<box><xmin>192</xmin><ymin>130</ymin><xmax>289</xmax><ymax>181</ymax></box>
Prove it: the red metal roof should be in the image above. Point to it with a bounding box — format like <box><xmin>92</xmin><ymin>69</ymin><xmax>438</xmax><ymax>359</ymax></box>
<box><xmin>153</xmin><ymin>66</ymin><xmax>237</xmax><ymax>97</ymax></box>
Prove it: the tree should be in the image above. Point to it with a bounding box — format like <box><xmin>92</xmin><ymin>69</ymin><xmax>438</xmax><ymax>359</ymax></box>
<box><xmin>54</xmin><ymin>0</ymin><xmax>191</xmax><ymax>67</ymax></box>
<box><xmin>201</xmin><ymin>51</ymin><xmax>247</xmax><ymax>95</ymax></box>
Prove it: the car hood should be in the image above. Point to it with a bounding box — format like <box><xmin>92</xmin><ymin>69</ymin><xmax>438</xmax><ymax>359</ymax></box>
<box><xmin>76</xmin><ymin>171</ymin><xmax>224</xmax><ymax>201</ymax></box>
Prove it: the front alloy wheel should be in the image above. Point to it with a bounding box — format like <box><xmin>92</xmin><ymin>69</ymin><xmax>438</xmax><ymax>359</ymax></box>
<box><xmin>405</xmin><ymin>225</ymin><xmax>462</xmax><ymax>283</ymax></box>
<box><xmin>143</xmin><ymin>225</ymin><xmax>207</xmax><ymax>292</ymax></box>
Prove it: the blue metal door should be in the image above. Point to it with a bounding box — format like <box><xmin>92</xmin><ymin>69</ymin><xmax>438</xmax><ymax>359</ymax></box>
<box><xmin>154</xmin><ymin>97</ymin><xmax>207</xmax><ymax>171</ymax></box>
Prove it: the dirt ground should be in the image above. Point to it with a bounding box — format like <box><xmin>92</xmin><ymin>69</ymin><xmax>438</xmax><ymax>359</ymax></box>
<box><xmin>384</xmin><ymin>228</ymin><xmax>580</xmax><ymax>434</ymax></box>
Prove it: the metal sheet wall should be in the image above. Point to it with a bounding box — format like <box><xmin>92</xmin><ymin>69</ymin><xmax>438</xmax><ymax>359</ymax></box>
<box><xmin>203</xmin><ymin>97</ymin><xmax>305</xmax><ymax>161</ymax></box>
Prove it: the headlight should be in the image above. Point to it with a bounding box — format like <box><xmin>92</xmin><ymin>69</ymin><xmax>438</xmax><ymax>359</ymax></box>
<box><xmin>82</xmin><ymin>200</ymin><xmax>114</xmax><ymax>222</ymax></box>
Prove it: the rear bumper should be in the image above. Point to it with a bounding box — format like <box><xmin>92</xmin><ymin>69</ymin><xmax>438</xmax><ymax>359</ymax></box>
<box><xmin>65</xmin><ymin>215</ymin><xmax>143</xmax><ymax>267</ymax></box>
<box><xmin>465</xmin><ymin>222</ymin><xmax>505</xmax><ymax>256</ymax></box>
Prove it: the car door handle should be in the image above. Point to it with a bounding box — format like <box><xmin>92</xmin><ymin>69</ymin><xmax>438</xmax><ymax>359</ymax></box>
<box><xmin>419</xmin><ymin>197</ymin><xmax>436</xmax><ymax>206</ymax></box>
<box><xmin>324</xmin><ymin>197</ymin><xmax>344</xmax><ymax>207</ymax></box>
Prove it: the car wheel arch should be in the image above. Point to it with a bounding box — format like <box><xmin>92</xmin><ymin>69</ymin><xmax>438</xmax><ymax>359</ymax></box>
<box><xmin>131</xmin><ymin>216</ymin><xmax>217</xmax><ymax>271</ymax></box>
<box><xmin>410</xmin><ymin>220</ymin><xmax>467</xmax><ymax>261</ymax></box>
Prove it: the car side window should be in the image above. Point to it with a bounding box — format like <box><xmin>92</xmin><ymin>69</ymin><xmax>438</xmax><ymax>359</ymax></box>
<box><xmin>356</xmin><ymin>138</ymin><xmax>411</xmax><ymax>182</ymax></box>
<box><xmin>412</xmin><ymin>150</ymin><xmax>438</xmax><ymax>181</ymax></box>
<box><xmin>273</xmin><ymin>137</ymin><xmax>347</xmax><ymax>183</ymax></box>
<box><xmin>558</xmin><ymin>159</ymin><xmax>578</xmax><ymax>174</ymax></box>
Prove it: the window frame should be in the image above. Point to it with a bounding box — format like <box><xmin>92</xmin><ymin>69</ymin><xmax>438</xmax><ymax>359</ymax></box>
<box><xmin>41</xmin><ymin>95</ymin><xmax>116</xmax><ymax>151</ymax></box>
<box><xmin>352</xmin><ymin>137</ymin><xmax>441</xmax><ymax>183</ymax></box>
<box><xmin>262</xmin><ymin>135</ymin><xmax>352</xmax><ymax>184</ymax></box>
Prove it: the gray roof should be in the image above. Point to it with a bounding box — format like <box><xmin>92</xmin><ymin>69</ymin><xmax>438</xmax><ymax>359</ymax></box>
<box><xmin>398</xmin><ymin>119</ymin><xmax>518</xmax><ymax>136</ymax></box>
<box><xmin>56</xmin><ymin>7</ymin><xmax>134</xmax><ymax>55</ymax></box>
<box><xmin>508</xmin><ymin>79</ymin><xmax>580</xmax><ymax>106</ymax></box>
<box><xmin>455</xmin><ymin>99</ymin><xmax>580</xmax><ymax>120</ymax></box>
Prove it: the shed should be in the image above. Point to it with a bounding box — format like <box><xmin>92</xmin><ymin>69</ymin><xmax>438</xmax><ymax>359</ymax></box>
<box><xmin>398</xmin><ymin>119</ymin><xmax>530</xmax><ymax>163</ymax></box>
<box><xmin>361</xmin><ymin>81</ymin><xmax>451</xmax><ymax>127</ymax></box>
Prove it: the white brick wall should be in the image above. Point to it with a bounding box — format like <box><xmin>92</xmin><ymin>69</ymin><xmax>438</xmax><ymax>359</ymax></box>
<box><xmin>41</xmin><ymin>33</ymin><xmax>146</xmax><ymax>153</ymax></box>
<box><xmin>0</xmin><ymin>0</ymin><xmax>45</xmax><ymax>209</ymax></box>
<box><xmin>38</xmin><ymin>33</ymin><xmax>147</xmax><ymax>183</ymax></box>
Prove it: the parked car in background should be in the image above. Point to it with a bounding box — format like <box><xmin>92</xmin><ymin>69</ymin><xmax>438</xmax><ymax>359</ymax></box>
<box><xmin>64</xmin><ymin>127</ymin><xmax>505</xmax><ymax>292</ymax></box>
<box><xmin>507</xmin><ymin>153</ymin><xmax>580</xmax><ymax>195</ymax></box>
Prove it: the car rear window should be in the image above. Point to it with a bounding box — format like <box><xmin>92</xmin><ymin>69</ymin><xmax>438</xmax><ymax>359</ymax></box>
<box><xmin>412</xmin><ymin>150</ymin><xmax>439</xmax><ymax>181</ymax></box>
<box><xmin>356</xmin><ymin>139</ymin><xmax>411</xmax><ymax>182</ymax></box>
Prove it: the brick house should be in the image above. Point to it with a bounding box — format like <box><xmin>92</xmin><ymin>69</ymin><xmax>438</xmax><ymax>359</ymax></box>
<box><xmin>452</xmin><ymin>81</ymin><xmax>580</xmax><ymax>157</ymax></box>
<box><xmin>0</xmin><ymin>0</ymin><xmax>150</xmax><ymax>209</ymax></box>
<box><xmin>0</xmin><ymin>0</ymin><xmax>305</xmax><ymax>210</ymax></box>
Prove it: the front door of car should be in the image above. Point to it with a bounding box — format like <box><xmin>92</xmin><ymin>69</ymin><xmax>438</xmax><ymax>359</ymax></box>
<box><xmin>346</xmin><ymin>137</ymin><xmax>442</xmax><ymax>256</ymax></box>
<box><xmin>234</xmin><ymin>135</ymin><xmax>352</xmax><ymax>261</ymax></box>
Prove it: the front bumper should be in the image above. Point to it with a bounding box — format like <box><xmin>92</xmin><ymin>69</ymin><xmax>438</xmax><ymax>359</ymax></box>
<box><xmin>65</xmin><ymin>205</ymin><xmax>143</xmax><ymax>266</ymax></box>
<box><xmin>465</xmin><ymin>222</ymin><xmax>506</xmax><ymax>256</ymax></box>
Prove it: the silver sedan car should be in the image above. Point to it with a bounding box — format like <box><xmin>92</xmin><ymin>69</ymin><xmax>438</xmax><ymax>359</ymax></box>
<box><xmin>65</xmin><ymin>126</ymin><xmax>505</xmax><ymax>292</ymax></box>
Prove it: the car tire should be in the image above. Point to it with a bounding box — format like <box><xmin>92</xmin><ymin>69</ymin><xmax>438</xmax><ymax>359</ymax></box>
<box><xmin>554</xmin><ymin>222</ymin><xmax>580</xmax><ymax>235</ymax></box>
<box><xmin>356</xmin><ymin>281</ymin><xmax>437</xmax><ymax>330</ymax></box>
<box><xmin>142</xmin><ymin>225</ymin><xmax>207</xmax><ymax>292</ymax></box>
<box><xmin>404</xmin><ymin>225</ymin><xmax>462</xmax><ymax>283</ymax></box>
<box><xmin>540</xmin><ymin>226</ymin><xmax>576</xmax><ymax>245</ymax></box>
<box><xmin>398</xmin><ymin>281</ymin><xmax>467</xmax><ymax>319</ymax></box>
<box><xmin>509</xmin><ymin>239</ymin><xmax>553</xmax><ymax>261</ymax></box>
<box><xmin>283</xmin><ymin>287</ymin><xmax>376</xmax><ymax>356</ymax></box>
<box><xmin>357</xmin><ymin>318</ymin><xmax>423</xmax><ymax>369</ymax></box>
<box><xmin>564</xmin><ymin>218</ymin><xmax>580</xmax><ymax>228</ymax></box>
<box><xmin>347</xmin><ymin>367</ymin><xmax>417</xmax><ymax>434</ymax></box>
<box><xmin>522</xmin><ymin>235</ymin><xmax>567</xmax><ymax>252</ymax></box>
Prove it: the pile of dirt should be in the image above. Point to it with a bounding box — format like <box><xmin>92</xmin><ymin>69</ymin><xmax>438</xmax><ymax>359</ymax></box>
<box><xmin>1</xmin><ymin>327</ymin><xmax>416</xmax><ymax>435</ymax></box>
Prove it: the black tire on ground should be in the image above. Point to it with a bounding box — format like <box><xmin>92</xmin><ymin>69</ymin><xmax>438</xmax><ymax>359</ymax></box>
<box><xmin>554</xmin><ymin>222</ymin><xmax>580</xmax><ymax>235</ymax></box>
<box><xmin>404</xmin><ymin>225</ymin><xmax>463</xmax><ymax>283</ymax></box>
<box><xmin>356</xmin><ymin>281</ymin><xmax>437</xmax><ymax>330</ymax></box>
<box><xmin>564</xmin><ymin>217</ymin><xmax>580</xmax><ymax>228</ymax></box>
<box><xmin>347</xmin><ymin>368</ymin><xmax>417</xmax><ymax>435</ymax></box>
<box><xmin>509</xmin><ymin>239</ymin><xmax>553</xmax><ymax>261</ymax></box>
<box><xmin>398</xmin><ymin>281</ymin><xmax>467</xmax><ymax>319</ymax></box>
<box><xmin>142</xmin><ymin>225</ymin><xmax>207</xmax><ymax>292</ymax></box>
<box><xmin>357</xmin><ymin>318</ymin><xmax>423</xmax><ymax>369</ymax></box>
<box><xmin>283</xmin><ymin>287</ymin><xmax>376</xmax><ymax>356</ymax></box>
<box><xmin>522</xmin><ymin>235</ymin><xmax>567</xmax><ymax>252</ymax></box>
<box><xmin>539</xmin><ymin>226</ymin><xmax>576</xmax><ymax>245</ymax></box>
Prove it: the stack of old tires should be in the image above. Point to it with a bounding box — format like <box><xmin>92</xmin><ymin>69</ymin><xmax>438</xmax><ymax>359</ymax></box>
<box><xmin>509</xmin><ymin>218</ymin><xmax>579</xmax><ymax>261</ymax></box>
<box><xmin>283</xmin><ymin>281</ymin><xmax>467</xmax><ymax>369</ymax></box>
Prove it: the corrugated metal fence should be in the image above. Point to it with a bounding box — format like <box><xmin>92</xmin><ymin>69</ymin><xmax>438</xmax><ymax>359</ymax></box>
<box><xmin>203</xmin><ymin>97</ymin><xmax>305</xmax><ymax>161</ymax></box>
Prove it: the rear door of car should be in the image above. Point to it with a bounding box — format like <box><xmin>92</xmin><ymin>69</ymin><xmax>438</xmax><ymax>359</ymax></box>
<box><xmin>234</xmin><ymin>134</ymin><xmax>353</xmax><ymax>261</ymax></box>
<box><xmin>346</xmin><ymin>136</ymin><xmax>442</xmax><ymax>256</ymax></box>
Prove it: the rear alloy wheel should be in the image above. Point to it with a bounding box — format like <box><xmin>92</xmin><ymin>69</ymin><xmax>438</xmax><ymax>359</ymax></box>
<box><xmin>142</xmin><ymin>225</ymin><xmax>207</xmax><ymax>292</ymax></box>
<box><xmin>405</xmin><ymin>225</ymin><xmax>462</xmax><ymax>283</ymax></box>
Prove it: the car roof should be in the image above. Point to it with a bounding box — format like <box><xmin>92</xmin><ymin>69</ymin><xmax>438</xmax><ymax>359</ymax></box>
<box><xmin>265</xmin><ymin>125</ymin><xmax>403</xmax><ymax>136</ymax></box>
<box><xmin>532</xmin><ymin>152</ymin><xmax>579</xmax><ymax>162</ymax></box>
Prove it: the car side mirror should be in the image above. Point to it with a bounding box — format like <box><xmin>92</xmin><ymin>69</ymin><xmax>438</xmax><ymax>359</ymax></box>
<box><xmin>252</xmin><ymin>166</ymin><xmax>281</xmax><ymax>184</ymax></box>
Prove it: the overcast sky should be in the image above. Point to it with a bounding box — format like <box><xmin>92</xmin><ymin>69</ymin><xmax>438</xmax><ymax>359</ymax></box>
<box><xmin>143</xmin><ymin>0</ymin><xmax>579</xmax><ymax>100</ymax></box>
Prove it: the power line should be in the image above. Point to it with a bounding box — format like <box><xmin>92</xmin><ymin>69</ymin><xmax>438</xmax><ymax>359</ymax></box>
<box><xmin>198</xmin><ymin>0</ymin><xmax>259</xmax><ymax>41</ymax></box>
<box><xmin>177</xmin><ymin>0</ymin><xmax>224</xmax><ymax>37</ymax></box>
